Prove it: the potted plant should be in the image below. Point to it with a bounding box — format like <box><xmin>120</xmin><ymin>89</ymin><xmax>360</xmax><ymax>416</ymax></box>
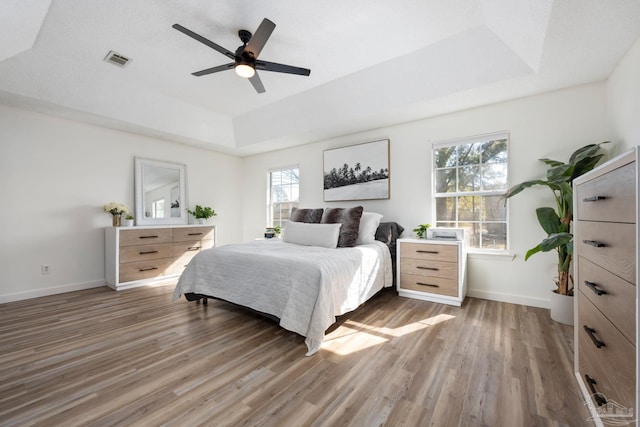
<box><xmin>187</xmin><ymin>205</ymin><xmax>217</xmax><ymax>224</ymax></box>
<box><xmin>505</xmin><ymin>142</ymin><xmax>609</xmax><ymax>324</ymax></box>
<box><xmin>123</xmin><ymin>214</ymin><xmax>135</xmax><ymax>227</ymax></box>
<box><xmin>274</xmin><ymin>225</ymin><xmax>282</xmax><ymax>238</ymax></box>
<box><xmin>413</xmin><ymin>223</ymin><xmax>431</xmax><ymax>239</ymax></box>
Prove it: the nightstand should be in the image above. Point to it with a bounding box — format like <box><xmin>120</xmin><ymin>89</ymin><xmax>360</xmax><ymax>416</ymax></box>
<box><xmin>396</xmin><ymin>238</ymin><xmax>467</xmax><ymax>306</ymax></box>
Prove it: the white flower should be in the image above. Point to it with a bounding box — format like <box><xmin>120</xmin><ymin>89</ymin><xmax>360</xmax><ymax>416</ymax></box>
<box><xmin>103</xmin><ymin>202</ymin><xmax>129</xmax><ymax>216</ymax></box>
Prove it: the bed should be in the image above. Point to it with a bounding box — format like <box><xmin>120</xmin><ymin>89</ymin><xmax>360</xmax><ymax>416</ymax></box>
<box><xmin>173</xmin><ymin>207</ymin><xmax>404</xmax><ymax>355</ymax></box>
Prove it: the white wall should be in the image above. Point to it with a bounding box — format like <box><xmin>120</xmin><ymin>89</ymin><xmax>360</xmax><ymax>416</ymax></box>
<box><xmin>0</xmin><ymin>105</ymin><xmax>243</xmax><ymax>302</ymax></box>
<box><xmin>242</xmin><ymin>82</ymin><xmax>610</xmax><ymax>308</ymax></box>
<box><xmin>608</xmin><ymin>37</ymin><xmax>640</xmax><ymax>153</ymax></box>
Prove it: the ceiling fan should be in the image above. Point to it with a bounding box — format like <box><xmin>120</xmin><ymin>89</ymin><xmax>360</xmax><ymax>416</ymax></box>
<box><xmin>172</xmin><ymin>18</ymin><xmax>311</xmax><ymax>94</ymax></box>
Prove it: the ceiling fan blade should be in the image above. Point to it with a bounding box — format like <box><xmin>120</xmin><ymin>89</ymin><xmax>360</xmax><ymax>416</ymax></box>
<box><xmin>244</xmin><ymin>18</ymin><xmax>276</xmax><ymax>58</ymax></box>
<box><xmin>192</xmin><ymin>63</ymin><xmax>235</xmax><ymax>76</ymax></box>
<box><xmin>172</xmin><ymin>24</ymin><xmax>235</xmax><ymax>60</ymax></box>
<box><xmin>249</xmin><ymin>72</ymin><xmax>266</xmax><ymax>93</ymax></box>
<box><xmin>256</xmin><ymin>60</ymin><xmax>311</xmax><ymax>76</ymax></box>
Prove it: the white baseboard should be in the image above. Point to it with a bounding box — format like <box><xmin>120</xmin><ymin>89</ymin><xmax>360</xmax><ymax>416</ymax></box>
<box><xmin>467</xmin><ymin>288</ymin><xmax>550</xmax><ymax>309</ymax></box>
<box><xmin>0</xmin><ymin>280</ymin><xmax>106</xmax><ymax>304</ymax></box>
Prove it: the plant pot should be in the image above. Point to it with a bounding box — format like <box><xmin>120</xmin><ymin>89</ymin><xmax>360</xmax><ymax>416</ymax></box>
<box><xmin>196</xmin><ymin>218</ymin><xmax>206</xmax><ymax>224</ymax></box>
<box><xmin>549</xmin><ymin>290</ymin><xmax>574</xmax><ymax>326</ymax></box>
<box><xmin>123</xmin><ymin>219</ymin><xmax>134</xmax><ymax>227</ymax></box>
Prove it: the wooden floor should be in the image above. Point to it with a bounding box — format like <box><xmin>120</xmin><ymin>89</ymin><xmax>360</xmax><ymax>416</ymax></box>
<box><xmin>0</xmin><ymin>283</ymin><xmax>589</xmax><ymax>426</ymax></box>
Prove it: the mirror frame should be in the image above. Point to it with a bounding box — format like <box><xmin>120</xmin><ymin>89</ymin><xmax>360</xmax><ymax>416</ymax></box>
<box><xmin>134</xmin><ymin>157</ymin><xmax>187</xmax><ymax>226</ymax></box>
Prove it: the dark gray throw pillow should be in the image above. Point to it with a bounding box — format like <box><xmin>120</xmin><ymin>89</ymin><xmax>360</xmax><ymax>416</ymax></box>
<box><xmin>290</xmin><ymin>208</ymin><xmax>324</xmax><ymax>223</ymax></box>
<box><xmin>321</xmin><ymin>206</ymin><xmax>364</xmax><ymax>247</ymax></box>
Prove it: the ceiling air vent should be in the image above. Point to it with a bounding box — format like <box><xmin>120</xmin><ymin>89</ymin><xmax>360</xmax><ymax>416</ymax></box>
<box><xmin>104</xmin><ymin>50</ymin><xmax>131</xmax><ymax>68</ymax></box>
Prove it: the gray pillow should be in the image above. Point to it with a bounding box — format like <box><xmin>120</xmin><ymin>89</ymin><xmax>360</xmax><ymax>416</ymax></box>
<box><xmin>290</xmin><ymin>208</ymin><xmax>324</xmax><ymax>223</ymax></box>
<box><xmin>321</xmin><ymin>206</ymin><xmax>364</xmax><ymax>247</ymax></box>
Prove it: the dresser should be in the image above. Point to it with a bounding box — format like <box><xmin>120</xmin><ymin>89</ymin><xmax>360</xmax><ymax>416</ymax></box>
<box><xmin>396</xmin><ymin>238</ymin><xmax>467</xmax><ymax>306</ymax></box>
<box><xmin>573</xmin><ymin>147</ymin><xmax>637</xmax><ymax>423</ymax></box>
<box><xmin>105</xmin><ymin>225</ymin><xmax>215</xmax><ymax>290</ymax></box>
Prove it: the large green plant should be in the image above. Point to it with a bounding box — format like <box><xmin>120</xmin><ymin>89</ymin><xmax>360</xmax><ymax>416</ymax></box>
<box><xmin>505</xmin><ymin>142</ymin><xmax>609</xmax><ymax>296</ymax></box>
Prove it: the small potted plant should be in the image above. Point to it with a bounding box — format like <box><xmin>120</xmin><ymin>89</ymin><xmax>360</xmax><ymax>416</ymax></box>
<box><xmin>274</xmin><ymin>225</ymin><xmax>282</xmax><ymax>238</ymax></box>
<box><xmin>123</xmin><ymin>214</ymin><xmax>135</xmax><ymax>227</ymax></box>
<box><xmin>187</xmin><ymin>205</ymin><xmax>217</xmax><ymax>224</ymax></box>
<box><xmin>413</xmin><ymin>223</ymin><xmax>431</xmax><ymax>238</ymax></box>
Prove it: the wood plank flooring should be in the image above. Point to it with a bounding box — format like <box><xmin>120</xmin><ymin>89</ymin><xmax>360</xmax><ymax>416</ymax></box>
<box><xmin>0</xmin><ymin>283</ymin><xmax>589</xmax><ymax>426</ymax></box>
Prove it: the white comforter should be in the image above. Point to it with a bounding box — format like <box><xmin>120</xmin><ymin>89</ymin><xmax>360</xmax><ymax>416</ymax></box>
<box><xmin>173</xmin><ymin>240</ymin><xmax>393</xmax><ymax>355</ymax></box>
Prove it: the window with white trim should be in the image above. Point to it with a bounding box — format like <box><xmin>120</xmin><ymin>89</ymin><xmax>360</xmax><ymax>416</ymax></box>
<box><xmin>269</xmin><ymin>166</ymin><xmax>299</xmax><ymax>228</ymax></box>
<box><xmin>433</xmin><ymin>132</ymin><xmax>509</xmax><ymax>250</ymax></box>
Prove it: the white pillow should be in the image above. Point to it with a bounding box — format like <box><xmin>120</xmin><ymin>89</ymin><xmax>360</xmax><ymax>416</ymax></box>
<box><xmin>356</xmin><ymin>212</ymin><xmax>383</xmax><ymax>245</ymax></box>
<box><xmin>283</xmin><ymin>221</ymin><xmax>342</xmax><ymax>248</ymax></box>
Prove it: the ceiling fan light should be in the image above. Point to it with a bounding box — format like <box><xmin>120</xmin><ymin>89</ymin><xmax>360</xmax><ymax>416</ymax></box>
<box><xmin>235</xmin><ymin>63</ymin><xmax>255</xmax><ymax>78</ymax></box>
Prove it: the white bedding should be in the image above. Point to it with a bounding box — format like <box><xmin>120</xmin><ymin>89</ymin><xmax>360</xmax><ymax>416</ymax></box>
<box><xmin>173</xmin><ymin>239</ymin><xmax>393</xmax><ymax>355</ymax></box>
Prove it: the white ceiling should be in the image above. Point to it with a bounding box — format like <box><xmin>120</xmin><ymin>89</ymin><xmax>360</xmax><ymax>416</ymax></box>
<box><xmin>1</xmin><ymin>0</ymin><xmax>639</xmax><ymax>155</ymax></box>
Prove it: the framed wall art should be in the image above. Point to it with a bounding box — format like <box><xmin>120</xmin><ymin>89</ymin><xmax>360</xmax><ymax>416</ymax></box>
<box><xmin>323</xmin><ymin>139</ymin><xmax>390</xmax><ymax>201</ymax></box>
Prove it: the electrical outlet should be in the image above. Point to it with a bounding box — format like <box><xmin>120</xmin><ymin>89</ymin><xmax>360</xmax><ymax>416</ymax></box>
<box><xmin>41</xmin><ymin>264</ymin><xmax>51</xmax><ymax>275</ymax></box>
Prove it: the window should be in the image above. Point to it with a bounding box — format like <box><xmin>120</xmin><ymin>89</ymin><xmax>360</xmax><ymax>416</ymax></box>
<box><xmin>152</xmin><ymin>199</ymin><xmax>165</xmax><ymax>219</ymax></box>
<box><xmin>433</xmin><ymin>132</ymin><xmax>509</xmax><ymax>251</ymax></box>
<box><xmin>269</xmin><ymin>166</ymin><xmax>300</xmax><ymax>228</ymax></box>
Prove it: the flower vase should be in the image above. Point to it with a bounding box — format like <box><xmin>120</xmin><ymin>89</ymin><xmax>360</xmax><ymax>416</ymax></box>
<box><xmin>112</xmin><ymin>214</ymin><xmax>121</xmax><ymax>227</ymax></box>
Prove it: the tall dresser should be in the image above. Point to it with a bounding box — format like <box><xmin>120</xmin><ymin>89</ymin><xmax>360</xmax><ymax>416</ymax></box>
<box><xmin>105</xmin><ymin>224</ymin><xmax>215</xmax><ymax>290</ymax></box>
<box><xmin>573</xmin><ymin>147</ymin><xmax>638</xmax><ymax>424</ymax></box>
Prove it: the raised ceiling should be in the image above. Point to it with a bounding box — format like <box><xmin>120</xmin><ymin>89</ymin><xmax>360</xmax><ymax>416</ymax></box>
<box><xmin>1</xmin><ymin>0</ymin><xmax>639</xmax><ymax>155</ymax></box>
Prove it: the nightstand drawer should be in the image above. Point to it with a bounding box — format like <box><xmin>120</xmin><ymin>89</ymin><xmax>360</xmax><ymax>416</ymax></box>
<box><xmin>399</xmin><ymin>243</ymin><xmax>457</xmax><ymax>262</ymax></box>
<box><xmin>400</xmin><ymin>258</ymin><xmax>457</xmax><ymax>281</ymax></box>
<box><xmin>575</xmin><ymin>162</ymin><xmax>635</xmax><ymax>223</ymax></box>
<box><xmin>578</xmin><ymin>295</ymin><xmax>635</xmax><ymax>409</ymax></box>
<box><xmin>400</xmin><ymin>273</ymin><xmax>458</xmax><ymax>296</ymax></box>
<box><xmin>576</xmin><ymin>221</ymin><xmax>635</xmax><ymax>284</ymax></box>
<box><xmin>577</xmin><ymin>256</ymin><xmax>635</xmax><ymax>344</ymax></box>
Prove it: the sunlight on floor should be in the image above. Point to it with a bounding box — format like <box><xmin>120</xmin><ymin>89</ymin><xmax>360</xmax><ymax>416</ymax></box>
<box><xmin>323</xmin><ymin>313</ymin><xmax>456</xmax><ymax>356</ymax></box>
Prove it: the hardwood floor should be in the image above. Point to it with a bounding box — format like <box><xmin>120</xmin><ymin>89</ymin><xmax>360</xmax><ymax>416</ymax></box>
<box><xmin>0</xmin><ymin>283</ymin><xmax>589</xmax><ymax>426</ymax></box>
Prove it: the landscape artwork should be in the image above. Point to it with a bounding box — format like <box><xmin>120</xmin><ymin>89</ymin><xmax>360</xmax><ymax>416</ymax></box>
<box><xmin>323</xmin><ymin>139</ymin><xmax>390</xmax><ymax>201</ymax></box>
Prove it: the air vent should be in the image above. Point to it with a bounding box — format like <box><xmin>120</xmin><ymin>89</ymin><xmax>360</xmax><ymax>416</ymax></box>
<box><xmin>104</xmin><ymin>50</ymin><xmax>131</xmax><ymax>68</ymax></box>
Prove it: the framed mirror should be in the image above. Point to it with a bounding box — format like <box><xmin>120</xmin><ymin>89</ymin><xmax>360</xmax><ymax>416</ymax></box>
<box><xmin>134</xmin><ymin>157</ymin><xmax>187</xmax><ymax>226</ymax></box>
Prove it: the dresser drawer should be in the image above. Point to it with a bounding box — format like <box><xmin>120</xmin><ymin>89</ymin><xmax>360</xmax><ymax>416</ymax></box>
<box><xmin>578</xmin><ymin>294</ymin><xmax>635</xmax><ymax>410</ymax></box>
<box><xmin>119</xmin><ymin>228</ymin><xmax>173</xmax><ymax>246</ymax></box>
<box><xmin>576</xmin><ymin>221</ymin><xmax>636</xmax><ymax>284</ymax></box>
<box><xmin>120</xmin><ymin>243</ymin><xmax>173</xmax><ymax>263</ymax></box>
<box><xmin>399</xmin><ymin>243</ymin><xmax>457</xmax><ymax>263</ymax></box>
<box><xmin>172</xmin><ymin>240</ymin><xmax>212</xmax><ymax>256</ymax></box>
<box><xmin>173</xmin><ymin>226</ymin><xmax>214</xmax><ymax>242</ymax></box>
<box><xmin>400</xmin><ymin>258</ymin><xmax>457</xmax><ymax>281</ymax></box>
<box><xmin>577</xmin><ymin>256</ymin><xmax>636</xmax><ymax>344</ymax></box>
<box><xmin>400</xmin><ymin>273</ymin><xmax>458</xmax><ymax>296</ymax></box>
<box><xmin>119</xmin><ymin>258</ymin><xmax>173</xmax><ymax>283</ymax></box>
<box><xmin>575</xmin><ymin>162</ymin><xmax>636</xmax><ymax>223</ymax></box>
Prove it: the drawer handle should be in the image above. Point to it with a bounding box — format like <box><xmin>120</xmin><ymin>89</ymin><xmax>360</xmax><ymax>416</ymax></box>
<box><xmin>417</xmin><ymin>266</ymin><xmax>439</xmax><ymax>271</ymax></box>
<box><xmin>188</xmin><ymin>232</ymin><xmax>203</xmax><ymax>236</ymax></box>
<box><xmin>583</xmin><ymin>196</ymin><xmax>607</xmax><ymax>202</ymax></box>
<box><xmin>585</xmin><ymin>375</ymin><xmax>607</xmax><ymax>406</ymax></box>
<box><xmin>416</xmin><ymin>282</ymin><xmax>440</xmax><ymax>288</ymax></box>
<box><xmin>138</xmin><ymin>250</ymin><xmax>159</xmax><ymax>255</ymax></box>
<box><xmin>139</xmin><ymin>235</ymin><xmax>159</xmax><ymax>239</ymax></box>
<box><xmin>187</xmin><ymin>246</ymin><xmax>201</xmax><ymax>251</ymax></box>
<box><xmin>417</xmin><ymin>250</ymin><xmax>439</xmax><ymax>254</ymax></box>
<box><xmin>583</xmin><ymin>325</ymin><xmax>606</xmax><ymax>348</ymax></box>
<box><xmin>583</xmin><ymin>240</ymin><xmax>606</xmax><ymax>248</ymax></box>
<box><xmin>584</xmin><ymin>281</ymin><xmax>607</xmax><ymax>296</ymax></box>
<box><xmin>138</xmin><ymin>266</ymin><xmax>159</xmax><ymax>272</ymax></box>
